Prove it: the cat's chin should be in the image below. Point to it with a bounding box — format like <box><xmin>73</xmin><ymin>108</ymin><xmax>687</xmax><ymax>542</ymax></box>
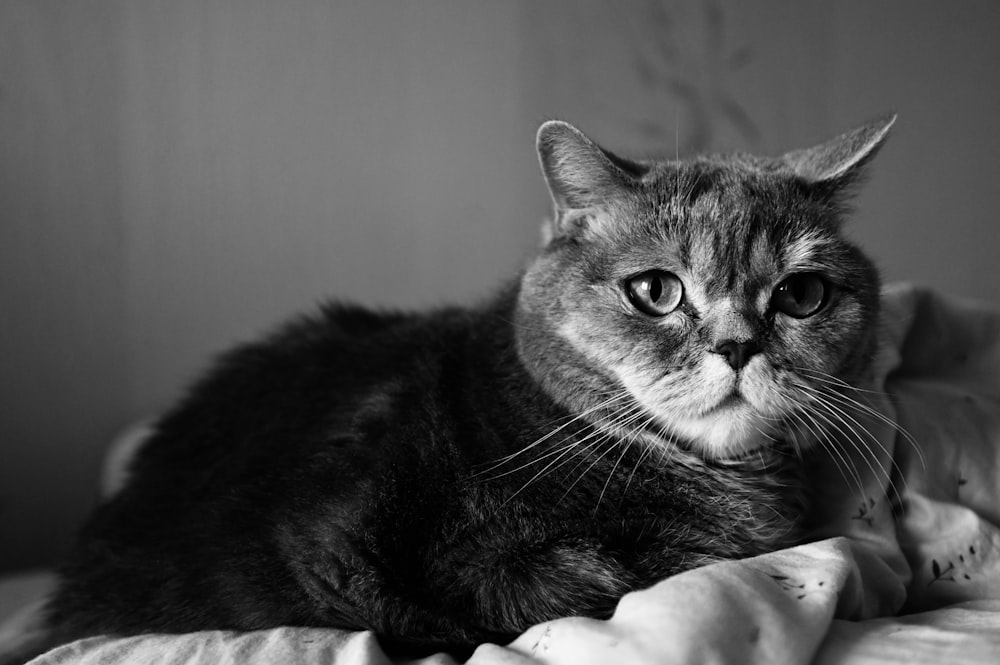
<box><xmin>659</xmin><ymin>406</ymin><xmax>783</xmax><ymax>460</ymax></box>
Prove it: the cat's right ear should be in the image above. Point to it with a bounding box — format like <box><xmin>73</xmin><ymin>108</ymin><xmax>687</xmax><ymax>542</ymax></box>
<box><xmin>536</xmin><ymin>121</ymin><xmax>636</xmax><ymax>241</ymax></box>
<box><xmin>781</xmin><ymin>114</ymin><xmax>896</xmax><ymax>192</ymax></box>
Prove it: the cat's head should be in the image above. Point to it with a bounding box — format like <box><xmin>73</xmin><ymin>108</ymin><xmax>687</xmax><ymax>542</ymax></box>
<box><xmin>516</xmin><ymin>116</ymin><xmax>893</xmax><ymax>460</ymax></box>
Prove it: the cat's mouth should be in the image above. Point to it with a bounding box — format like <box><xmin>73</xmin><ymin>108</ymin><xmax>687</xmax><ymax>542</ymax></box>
<box><xmin>708</xmin><ymin>391</ymin><xmax>745</xmax><ymax>413</ymax></box>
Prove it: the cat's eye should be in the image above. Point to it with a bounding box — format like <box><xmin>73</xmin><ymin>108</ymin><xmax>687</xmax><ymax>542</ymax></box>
<box><xmin>626</xmin><ymin>270</ymin><xmax>684</xmax><ymax>317</ymax></box>
<box><xmin>772</xmin><ymin>273</ymin><xmax>827</xmax><ymax>318</ymax></box>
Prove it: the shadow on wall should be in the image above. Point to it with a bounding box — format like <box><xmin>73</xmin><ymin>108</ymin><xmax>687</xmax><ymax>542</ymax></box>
<box><xmin>2</xmin><ymin>0</ymin><xmax>999</xmax><ymax>573</ymax></box>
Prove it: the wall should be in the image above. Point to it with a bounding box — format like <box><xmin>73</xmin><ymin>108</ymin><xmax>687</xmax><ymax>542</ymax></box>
<box><xmin>2</xmin><ymin>1</ymin><xmax>999</xmax><ymax>572</ymax></box>
<box><xmin>0</xmin><ymin>3</ymin><xmax>126</xmax><ymax>573</ymax></box>
<box><xmin>116</xmin><ymin>1</ymin><xmax>540</xmax><ymax>415</ymax></box>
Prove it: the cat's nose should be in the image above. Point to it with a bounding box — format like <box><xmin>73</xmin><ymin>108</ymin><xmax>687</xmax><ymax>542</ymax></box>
<box><xmin>713</xmin><ymin>339</ymin><xmax>760</xmax><ymax>371</ymax></box>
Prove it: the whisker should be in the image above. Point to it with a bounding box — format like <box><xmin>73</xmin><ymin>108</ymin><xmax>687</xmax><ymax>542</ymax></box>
<box><xmin>809</xmin><ymin>387</ymin><xmax>902</xmax><ymax>463</ymax></box>
<box><xmin>557</xmin><ymin>405</ymin><xmax>650</xmax><ymax>502</ymax></box>
<box><xmin>490</xmin><ymin>399</ymin><xmax>639</xmax><ymax>488</ymax></box>
<box><xmin>483</xmin><ymin>439</ymin><xmax>583</xmax><ymax>483</ymax></box>
<box><xmin>501</xmin><ymin>395</ymin><xmax>654</xmax><ymax>504</ymax></box>
<box><xmin>623</xmin><ymin>437</ymin><xmax>656</xmax><ymax>498</ymax></box>
<box><xmin>559</xmin><ymin>405</ymin><xmax>647</xmax><ymax>476</ymax></box>
<box><xmin>794</xmin><ymin>367</ymin><xmax>894</xmax><ymax>398</ymax></box>
<box><xmin>500</xmin><ymin>437</ymin><xmax>602</xmax><ymax>506</ymax></box>
<box><xmin>595</xmin><ymin>440</ymin><xmax>634</xmax><ymax>514</ymax></box>
<box><xmin>471</xmin><ymin>389</ymin><xmax>632</xmax><ymax>478</ymax></box>
<box><xmin>798</xmin><ymin>381</ymin><xmax>912</xmax><ymax>487</ymax></box>
<box><xmin>775</xmin><ymin>380</ymin><xmax>869</xmax><ymax>497</ymax></box>
<box><xmin>793</xmin><ymin>367</ymin><xmax>926</xmax><ymax>469</ymax></box>
<box><xmin>559</xmin><ymin>437</ymin><xmax>624</xmax><ymax>505</ymax></box>
<box><xmin>637</xmin><ymin>410</ymin><xmax>684</xmax><ymax>470</ymax></box>
<box><xmin>796</xmin><ymin>383</ymin><xmax>903</xmax><ymax>500</ymax></box>
<box><xmin>821</xmin><ymin>385</ymin><xmax>926</xmax><ymax>472</ymax></box>
<box><xmin>792</xmin><ymin>403</ymin><xmax>866</xmax><ymax>499</ymax></box>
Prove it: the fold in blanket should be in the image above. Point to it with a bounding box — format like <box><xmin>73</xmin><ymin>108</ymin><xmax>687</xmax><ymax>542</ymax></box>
<box><xmin>18</xmin><ymin>284</ymin><xmax>1000</xmax><ymax>665</ymax></box>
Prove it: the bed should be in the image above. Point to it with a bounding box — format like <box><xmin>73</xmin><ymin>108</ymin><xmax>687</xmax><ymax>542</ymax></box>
<box><xmin>3</xmin><ymin>282</ymin><xmax>1000</xmax><ymax>664</ymax></box>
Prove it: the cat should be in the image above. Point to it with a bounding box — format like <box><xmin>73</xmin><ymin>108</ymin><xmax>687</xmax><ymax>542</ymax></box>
<box><xmin>14</xmin><ymin>114</ymin><xmax>894</xmax><ymax>662</ymax></box>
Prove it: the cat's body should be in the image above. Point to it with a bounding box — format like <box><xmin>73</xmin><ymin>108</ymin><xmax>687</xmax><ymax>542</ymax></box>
<box><xmin>43</xmin><ymin>290</ymin><xmax>802</xmax><ymax>654</ymax></box>
<box><xmin>20</xmin><ymin>115</ymin><xmax>893</xmax><ymax>660</ymax></box>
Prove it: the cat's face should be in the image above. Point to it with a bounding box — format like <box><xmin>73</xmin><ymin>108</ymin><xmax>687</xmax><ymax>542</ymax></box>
<box><xmin>517</xmin><ymin>118</ymin><xmax>892</xmax><ymax>460</ymax></box>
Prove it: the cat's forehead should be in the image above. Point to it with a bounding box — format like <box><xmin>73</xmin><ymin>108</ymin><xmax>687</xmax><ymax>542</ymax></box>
<box><xmin>615</xmin><ymin>159</ymin><xmax>846</xmax><ymax>295</ymax></box>
<box><xmin>645</xmin><ymin>157</ymin><xmax>788</xmax><ymax>214</ymax></box>
<box><xmin>656</xmin><ymin>158</ymin><xmax>830</xmax><ymax>231</ymax></box>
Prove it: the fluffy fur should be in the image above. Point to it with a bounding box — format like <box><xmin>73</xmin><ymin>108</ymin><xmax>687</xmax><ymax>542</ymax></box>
<box><xmin>12</xmin><ymin>115</ymin><xmax>894</xmax><ymax>662</ymax></box>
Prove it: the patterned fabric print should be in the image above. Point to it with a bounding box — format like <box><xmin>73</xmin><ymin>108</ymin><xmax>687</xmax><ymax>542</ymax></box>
<box><xmin>884</xmin><ymin>285</ymin><xmax>1000</xmax><ymax>613</ymax></box>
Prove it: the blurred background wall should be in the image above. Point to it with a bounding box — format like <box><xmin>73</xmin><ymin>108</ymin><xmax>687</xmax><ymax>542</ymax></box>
<box><xmin>2</xmin><ymin>0</ymin><xmax>999</xmax><ymax>573</ymax></box>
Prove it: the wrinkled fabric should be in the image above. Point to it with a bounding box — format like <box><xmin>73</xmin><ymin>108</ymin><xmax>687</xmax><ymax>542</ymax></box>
<box><xmin>11</xmin><ymin>283</ymin><xmax>1000</xmax><ymax>665</ymax></box>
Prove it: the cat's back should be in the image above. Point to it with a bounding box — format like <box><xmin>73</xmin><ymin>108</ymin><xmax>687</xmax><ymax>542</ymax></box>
<box><xmin>113</xmin><ymin>300</ymin><xmax>500</xmax><ymax>532</ymax></box>
<box><xmin>46</xmin><ymin>302</ymin><xmax>483</xmax><ymax>635</ymax></box>
<box><xmin>136</xmin><ymin>301</ymin><xmax>465</xmax><ymax>466</ymax></box>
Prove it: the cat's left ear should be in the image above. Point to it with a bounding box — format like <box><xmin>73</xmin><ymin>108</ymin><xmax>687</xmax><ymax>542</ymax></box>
<box><xmin>781</xmin><ymin>113</ymin><xmax>896</xmax><ymax>189</ymax></box>
<box><xmin>536</xmin><ymin>121</ymin><xmax>641</xmax><ymax>241</ymax></box>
